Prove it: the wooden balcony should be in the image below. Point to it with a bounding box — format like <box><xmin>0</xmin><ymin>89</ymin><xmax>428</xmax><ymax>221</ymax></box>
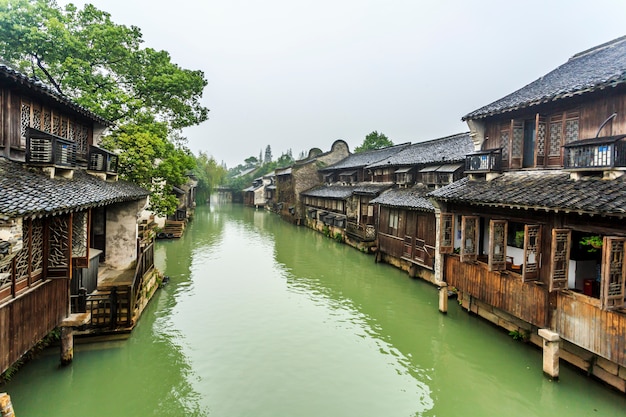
<box><xmin>465</xmin><ymin>149</ymin><xmax>502</xmax><ymax>173</ymax></box>
<box><xmin>88</xmin><ymin>145</ymin><xmax>119</xmax><ymax>174</ymax></box>
<box><xmin>563</xmin><ymin>135</ymin><xmax>626</xmax><ymax>170</ymax></box>
<box><xmin>26</xmin><ymin>128</ymin><xmax>76</xmax><ymax>168</ymax></box>
<box><xmin>346</xmin><ymin>221</ymin><xmax>376</xmax><ymax>241</ymax></box>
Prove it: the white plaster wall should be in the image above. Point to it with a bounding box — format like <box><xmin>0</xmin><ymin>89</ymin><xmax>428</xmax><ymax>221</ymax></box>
<box><xmin>105</xmin><ymin>199</ymin><xmax>145</xmax><ymax>270</ymax></box>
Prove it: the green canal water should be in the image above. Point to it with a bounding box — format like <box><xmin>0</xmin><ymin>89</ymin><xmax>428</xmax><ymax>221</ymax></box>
<box><xmin>4</xmin><ymin>204</ymin><xmax>626</xmax><ymax>416</ymax></box>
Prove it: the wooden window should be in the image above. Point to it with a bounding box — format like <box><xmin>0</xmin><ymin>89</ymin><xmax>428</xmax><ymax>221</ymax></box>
<box><xmin>510</xmin><ymin>120</ymin><xmax>524</xmax><ymax>168</ymax></box>
<box><xmin>522</xmin><ymin>225</ymin><xmax>541</xmax><ymax>281</ymax></box>
<box><xmin>601</xmin><ymin>237</ymin><xmax>626</xmax><ymax>310</ymax></box>
<box><xmin>461</xmin><ymin>216</ymin><xmax>479</xmax><ymax>263</ymax></box>
<box><xmin>488</xmin><ymin>220</ymin><xmax>507</xmax><ymax>271</ymax></box>
<box><xmin>536</xmin><ymin>115</ymin><xmax>546</xmax><ymax>167</ymax></box>
<box><xmin>388</xmin><ymin>210</ymin><xmax>399</xmax><ymax>236</ymax></box>
<box><xmin>439</xmin><ymin>213</ymin><xmax>454</xmax><ymax>254</ymax></box>
<box><xmin>549</xmin><ymin>229</ymin><xmax>571</xmax><ymax>292</ymax></box>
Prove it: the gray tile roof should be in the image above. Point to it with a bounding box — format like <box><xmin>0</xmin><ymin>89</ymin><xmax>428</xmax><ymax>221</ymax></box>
<box><xmin>0</xmin><ymin>157</ymin><xmax>149</xmax><ymax>219</ymax></box>
<box><xmin>370</xmin><ymin>185</ymin><xmax>434</xmax><ymax>211</ymax></box>
<box><xmin>464</xmin><ymin>36</ymin><xmax>626</xmax><ymax>120</ymax></box>
<box><xmin>301</xmin><ymin>182</ymin><xmax>393</xmax><ymax>199</ymax></box>
<box><xmin>0</xmin><ymin>64</ymin><xmax>111</xmax><ymax>125</ymax></box>
<box><xmin>367</xmin><ymin>132</ymin><xmax>473</xmax><ymax>168</ymax></box>
<box><xmin>429</xmin><ymin>170</ymin><xmax>626</xmax><ymax>217</ymax></box>
<box><xmin>320</xmin><ymin>143</ymin><xmax>411</xmax><ymax>171</ymax></box>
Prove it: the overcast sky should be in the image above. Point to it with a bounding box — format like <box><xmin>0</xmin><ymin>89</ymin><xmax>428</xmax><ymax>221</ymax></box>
<box><xmin>60</xmin><ymin>0</ymin><xmax>626</xmax><ymax>168</ymax></box>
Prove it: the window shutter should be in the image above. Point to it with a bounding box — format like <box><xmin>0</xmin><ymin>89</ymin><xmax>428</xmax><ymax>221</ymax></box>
<box><xmin>535</xmin><ymin>115</ymin><xmax>546</xmax><ymax>167</ymax></box>
<box><xmin>522</xmin><ymin>225</ymin><xmax>541</xmax><ymax>281</ymax></box>
<box><xmin>601</xmin><ymin>237</ymin><xmax>626</xmax><ymax>310</ymax></box>
<box><xmin>440</xmin><ymin>213</ymin><xmax>454</xmax><ymax>254</ymax></box>
<box><xmin>488</xmin><ymin>220</ymin><xmax>507</xmax><ymax>271</ymax></box>
<box><xmin>461</xmin><ymin>216</ymin><xmax>479</xmax><ymax>263</ymax></box>
<box><xmin>510</xmin><ymin>120</ymin><xmax>524</xmax><ymax>169</ymax></box>
<box><xmin>549</xmin><ymin>229</ymin><xmax>571</xmax><ymax>292</ymax></box>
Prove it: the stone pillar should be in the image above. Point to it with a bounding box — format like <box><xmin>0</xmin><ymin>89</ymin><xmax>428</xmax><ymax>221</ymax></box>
<box><xmin>538</xmin><ymin>328</ymin><xmax>560</xmax><ymax>380</ymax></box>
<box><xmin>0</xmin><ymin>393</ymin><xmax>15</xmax><ymax>417</ymax></box>
<box><xmin>438</xmin><ymin>282</ymin><xmax>448</xmax><ymax>314</ymax></box>
<box><xmin>60</xmin><ymin>326</ymin><xmax>74</xmax><ymax>366</ymax></box>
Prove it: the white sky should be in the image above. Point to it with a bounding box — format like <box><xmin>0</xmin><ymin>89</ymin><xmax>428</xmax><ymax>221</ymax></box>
<box><xmin>60</xmin><ymin>0</ymin><xmax>626</xmax><ymax>168</ymax></box>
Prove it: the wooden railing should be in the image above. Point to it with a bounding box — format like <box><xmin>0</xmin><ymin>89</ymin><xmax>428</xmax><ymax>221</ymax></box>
<box><xmin>563</xmin><ymin>136</ymin><xmax>626</xmax><ymax>170</ymax></box>
<box><xmin>346</xmin><ymin>221</ymin><xmax>376</xmax><ymax>241</ymax></box>
<box><xmin>71</xmin><ymin>287</ymin><xmax>132</xmax><ymax>329</ymax></box>
<box><xmin>444</xmin><ymin>255</ymin><xmax>548</xmax><ymax>327</ymax></box>
<box><xmin>131</xmin><ymin>242</ymin><xmax>155</xmax><ymax>314</ymax></box>
<box><xmin>465</xmin><ymin>149</ymin><xmax>502</xmax><ymax>173</ymax></box>
<box><xmin>379</xmin><ymin>233</ymin><xmax>434</xmax><ymax>269</ymax></box>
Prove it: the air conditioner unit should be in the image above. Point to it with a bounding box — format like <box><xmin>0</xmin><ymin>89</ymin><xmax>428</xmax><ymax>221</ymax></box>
<box><xmin>469</xmin><ymin>155</ymin><xmax>487</xmax><ymax>170</ymax></box>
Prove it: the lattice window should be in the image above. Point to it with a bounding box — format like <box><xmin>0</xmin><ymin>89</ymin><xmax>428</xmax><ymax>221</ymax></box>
<box><xmin>77</xmin><ymin>124</ymin><xmax>89</xmax><ymax>156</ymax></box>
<box><xmin>49</xmin><ymin>215</ymin><xmax>70</xmax><ymax>269</ymax></box>
<box><xmin>549</xmin><ymin>117</ymin><xmax>563</xmax><ymax>156</ymax></box>
<box><xmin>60</xmin><ymin>117</ymin><xmax>68</xmax><ymax>138</ymax></box>
<box><xmin>440</xmin><ymin>213</ymin><xmax>454</xmax><ymax>254</ymax></box>
<box><xmin>15</xmin><ymin>222</ymin><xmax>30</xmax><ymax>282</ymax></box>
<box><xmin>461</xmin><ymin>216</ymin><xmax>479</xmax><ymax>263</ymax></box>
<box><xmin>549</xmin><ymin>229</ymin><xmax>571</xmax><ymax>292</ymax></box>
<box><xmin>69</xmin><ymin>121</ymin><xmax>76</xmax><ymax>143</ymax></box>
<box><xmin>488</xmin><ymin>220</ymin><xmax>507</xmax><ymax>271</ymax></box>
<box><xmin>565</xmin><ymin>118</ymin><xmax>579</xmax><ymax>144</ymax></box>
<box><xmin>522</xmin><ymin>225</ymin><xmax>541</xmax><ymax>281</ymax></box>
<box><xmin>31</xmin><ymin>219</ymin><xmax>43</xmax><ymax>276</ymax></box>
<box><xmin>43</xmin><ymin>109</ymin><xmax>52</xmax><ymax>133</ymax></box>
<box><xmin>32</xmin><ymin>105</ymin><xmax>42</xmax><ymax>130</ymax></box>
<box><xmin>537</xmin><ymin>121</ymin><xmax>546</xmax><ymax>157</ymax></box>
<box><xmin>512</xmin><ymin>123</ymin><xmax>523</xmax><ymax>158</ymax></box>
<box><xmin>21</xmin><ymin>101</ymin><xmax>31</xmax><ymax>145</ymax></box>
<box><xmin>52</xmin><ymin>115</ymin><xmax>60</xmax><ymax>136</ymax></box>
<box><xmin>500</xmin><ymin>131</ymin><xmax>509</xmax><ymax>160</ymax></box>
<box><xmin>0</xmin><ymin>260</ymin><xmax>11</xmax><ymax>289</ymax></box>
<box><xmin>601</xmin><ymin>237</ymin><xmax>625</xmax><ymax>310</ymax></box>
<box><xmin>72</xmin><ymin>211</ymin><xmax>88</xmax><ymax>258</ymax></box>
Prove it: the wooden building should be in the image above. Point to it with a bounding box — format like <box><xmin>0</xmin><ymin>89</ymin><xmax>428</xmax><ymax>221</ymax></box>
<box><xmin>301</xmin><ymin>143</ymin><xmax>410</xmax><ymax>249</ymax></box>
<box><xmin>0</xmin><ymin>63</ymin><xmax>155</xmax><ymax>374</ymax></box>
<box><xmin>430</xmin><ymin>36</ymin><xmax>626</xmax><ymax>391</ymax></box>
<box><xmin>369</xmin><ymin>133</ymin><xmax>472</xmax><ymax>281</ymax></box>
<box><xmin>274</xmin><ymin>140</ymin><xmax>349</xmax><ymax>224</ymax></box>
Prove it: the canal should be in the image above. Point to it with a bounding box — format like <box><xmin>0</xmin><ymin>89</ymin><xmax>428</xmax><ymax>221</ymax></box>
<box><xmin>3</xmin><ymin>204</ymin><xmax>626</xmax><ymax>416</ymax></box>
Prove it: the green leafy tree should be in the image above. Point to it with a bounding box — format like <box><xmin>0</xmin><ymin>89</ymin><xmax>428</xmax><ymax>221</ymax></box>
<box><xmin>354</xmin><ymin>131</ymin><xmax>393</xmax><ymax>153</ymax></box>
<box><xmin>0</xmin><ymin>0</ymin><xmax>210</xmax><ymax>215</ymax></box>
<box><xmin>194</xmin><ymin>151</ymin><xmax>227</xmax><ymax>204</ymax></box>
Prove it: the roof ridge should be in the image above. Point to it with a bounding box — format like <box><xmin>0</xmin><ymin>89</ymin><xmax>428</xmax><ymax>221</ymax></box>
<box><xmin>570</xmin><ymin>34</ymin><xmax>626</xmax><ymax>60</ymax></box>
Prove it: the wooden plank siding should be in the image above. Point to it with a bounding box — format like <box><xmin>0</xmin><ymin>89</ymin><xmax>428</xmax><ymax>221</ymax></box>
<box><xmin>0</xmin><ymin>278</ymin><xmax>68</xmax><ymax>374</ymax></box>
<box><xmin>444</xmin><ymin>255</ymin><xmax>548</xmax><ymax>327</ymax></box>
<box><xmin>557</xmin><ymin>291</ymin><xmax>626</xmax><ymax>367</ymax></box>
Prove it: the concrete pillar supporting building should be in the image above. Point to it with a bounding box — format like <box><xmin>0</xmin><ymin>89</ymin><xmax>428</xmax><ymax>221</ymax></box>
<box><xmin>438</xmin><ymin>282</ymin><xmax>448</xmax><ymax>314</ymax></box>
<box><xmin>0</xmin><ymin>393</ymin><xmax>15</xmax><ymax>417</ymax></box>
<box><xmin>538</xmin><ymin>328</ymin><xmax>560</xmax><ymax>380</ymax></box>
<box><xmin>60</xmin><ymin>326</ymin><xmax>74</xmax><ymax>366</ymax></box>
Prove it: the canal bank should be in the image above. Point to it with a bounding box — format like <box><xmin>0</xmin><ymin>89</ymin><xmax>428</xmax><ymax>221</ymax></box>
<box><xmin>2</xmin><ymin>204</ymin><xmax>625</xmax><ymax>417</ymax></box>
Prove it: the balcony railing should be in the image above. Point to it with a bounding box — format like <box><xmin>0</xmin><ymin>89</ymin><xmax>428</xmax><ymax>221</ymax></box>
<box><xmin>26</xmin><ymin>128</ymin><xmax>76</xmax><ymax>167</ymax></box>
<box><xmin>88</xmin><ymin>146</ymin><xmax>119</xmax><ymax>174</ymax></box>
<box><xmin>563</xmin><ymin>135</ymin><xmax>626</xmax><ymax>170</ymax></box>
<box><xmin>465</xmin><ymin>149</ymin><xmax>502</xmax><ymax>173</ymax></box>
<box><xmin>346</xmin><ymin>221</ymin><xmax>376</xmax><ymax>241</ymax></box>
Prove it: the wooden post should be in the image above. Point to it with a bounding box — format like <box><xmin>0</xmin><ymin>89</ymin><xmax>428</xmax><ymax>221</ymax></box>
<box><xmin>0</xmin><ymin>393</ymin><xmax>15</xmax><ymax>417</ymax></box>
<box><xmin>438</xmin><ymin>282</ymin><xmax>448</xmax><ymax>314</ymax></box>
<box><xmin>60</xmin><ymin>326</ymin><xmax>73</xmax><ymax>366</ymax></box>
<box><xmin>538</xmin><ymin>328</ymin><xmax>560</xmax><ymax>380</ymax></box>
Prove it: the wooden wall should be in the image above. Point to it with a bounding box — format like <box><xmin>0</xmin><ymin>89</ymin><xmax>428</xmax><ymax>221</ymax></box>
<box><xmin>0</xmin><ymin>279</ymin><xmax>68</xmax><ymax>374</ymax></box>
<box><xmin>444</xmin><ymin>255</ymin><xmax>548</xmax><ymax>327</ymax></box>
<box><xmin>557</xmin><ymin>290</ymin><xmax>626</xmax><ymax>367</ymax></box>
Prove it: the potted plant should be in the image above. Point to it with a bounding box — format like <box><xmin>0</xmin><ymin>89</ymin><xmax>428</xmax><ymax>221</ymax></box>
<box><xmin>580</xmin><ymin>235</ymin><xmax>603</xmax><ymax>252</ymax></box>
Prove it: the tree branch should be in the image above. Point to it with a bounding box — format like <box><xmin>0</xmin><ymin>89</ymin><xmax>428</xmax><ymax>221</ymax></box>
<box><xmin>32</xmin><ymin>54</ymin><xmax>64</xmax><ymax>96</ymax></box>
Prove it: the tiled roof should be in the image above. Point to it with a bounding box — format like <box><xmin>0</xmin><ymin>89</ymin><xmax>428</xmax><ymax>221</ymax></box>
<box><xmin>429</xmin><ymin>170</ymin><xmax>626</xmax><ymax>216</ymax></box>
<box><xmin>0</xmin><ymin>64</ymin><xmax>111</xmax><ymax>125</ymax></box>
<box><xmin>352</xmin><ymin>182</ymin><xmax>394</xmax><ymax>196</ymax></box>
<box><xmin>0</xmin><ymin>157</ymin><xmax>149</xmax><ymax>219</ymax></box>
<box><xmin>464</xmin><ymin>36</ymin><xmax>626</xmax><ymax>120</ymax></box>
<box><xmin>370</xmin><ymin>185</ymin><xmax>434</xmax><ymax>211</ymax></box>
<box><xmin>320</xmin><ymin>143</ymin><xmax>411</xmax><ymax>171</ymax></box>
<box><xmin>367</xmin><ymin>132</ymin><xmax>472</xmax><ymax>168</ymax></box>
<box><xmin>301</xmin><ymin>185</ymin><xmax>355</xmax><ymax>199</ymax></box>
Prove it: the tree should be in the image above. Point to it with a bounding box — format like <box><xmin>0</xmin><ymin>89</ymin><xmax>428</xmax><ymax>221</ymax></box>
<box><xmin>0</xmin><ymin>0</ymin><xmax>210</xmax><ymax>215</ymax></box>
<box><xmin>244</xmin><ymin>156</ymin><xmax>259</xmax><ymax>167</ymax></box>
<box><xmin>354</xmin><ymin>131</ymin><xmax>394</xmax><ymax>153</ymax></box>
<box><xmin>194</xmin><ymin>151</ymin><xmax>227</xmax><ymax>204</ymax></box>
